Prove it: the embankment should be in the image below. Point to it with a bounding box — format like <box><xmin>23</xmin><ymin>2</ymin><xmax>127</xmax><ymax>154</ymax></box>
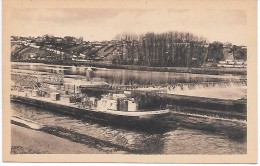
<box><xmin>11</xmin><ymin>124</ymin><xmax>106</xmax><ymax>154</ymax></box>
<box><xmin>11</xmin><ymin>116</ymin><xmax>142</xmax><ymax>154</ymax></box>
<box><xmin>12</xmin><ymin>60</ymin><xmax>246</xmax><ymax>75</ymax></box>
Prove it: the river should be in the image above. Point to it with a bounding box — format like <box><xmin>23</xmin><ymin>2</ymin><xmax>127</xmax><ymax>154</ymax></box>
<box><xmin>11</xmin><ymin>62</ymin><xmax>246</xmax><ymax>85</ymax></box>
<box><xmin>11</xmin><ymin>102</ymin><xmax>246</xmax><ymax>154</ymax></box>
<box><xmin>10</xmin><ymin>62</ymin><xmax>247</xmax><ymax>154</ymax></box>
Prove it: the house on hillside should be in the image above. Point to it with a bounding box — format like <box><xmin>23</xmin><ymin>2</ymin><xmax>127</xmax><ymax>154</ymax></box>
<box><xmin>241</xmin><ymin>45</ymin><xmax>247</xmax><ymax>49</ymax></box>
<box><xmin>91</xmin><ymin>41</ymin><xmax>102</xmax><ymax>46</ymax></box>
<box><xmin>79</xmin><ymin>53</ymin><xmax>86</xmax><ymax>59</ymax></box>
<box><xmin>101</xmin><ymin>41</ymin><xmax>109</xmax><ymax>46</ymax></box>
<box><xmin>54</xmin><ymin>37</ymin><xmax>63</xmax><ymax>44</ymax></box>
<box><xmin>35</xmin><ymin>37</ymin><xmax>43</xmax><ymax>43</ymax></box>
<box><xmin>26</xmin><ymin>39</ymin><xmax>32</xmax><ymax>44</ymax></box>
<box><xmin>82</xmin><ymin>41</ymin><xmax>88</xmax><ymax>45</ymax></box>
<box><xmin>111</xmin><ymin>40</ymin><xmax>119</xmax><ymax>44</ymax></box>
<box><xmin>11</xmin><ymin>36</ymin><xmax>19</xmax><ymax>41</ymax></box>
<box><xmin>76</xmin><ymin>37</ymin><xmax>83</xmax><ymax>44</ymax></box>
<box><xmin>29</xmin><ymin>53</ymin><xmax>36</xmax><ymax>60</ymax></box>
<box><xmin>64</xmin><ymin>36</ymin><xmax>77</xmax><ymax>45</ymax></box>
<box><xmin>42</xmin><ymin>35</ymin><xmax>54</xmax><ymax>44</ymax></box>
<box><xmin>17</xmin><ymin>37</ymin><xmax>29</xmax><ymax>44</ymax></box>
<box><xmin>223</xmin><ymin>46</ymin><xmax>234</xmax><ymax>61</ymax></box>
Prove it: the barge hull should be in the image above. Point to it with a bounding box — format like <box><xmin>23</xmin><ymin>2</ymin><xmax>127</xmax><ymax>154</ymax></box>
<box><xmin>11</xmin><ymin>95</ymin><xmax>173</xmax><ymax>132</ymax></box>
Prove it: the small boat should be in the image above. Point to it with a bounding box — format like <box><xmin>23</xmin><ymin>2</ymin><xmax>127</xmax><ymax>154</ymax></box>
<box><xmin>11</xmin><ymin>90</ymin><xmax>174</xmax><ymax>132</ymax></box>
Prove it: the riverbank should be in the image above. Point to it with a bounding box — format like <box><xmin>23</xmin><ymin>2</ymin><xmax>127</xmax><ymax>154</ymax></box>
<box><xmin>10</xmin><ymin>116</ymin><xmax>159</xmax><ymax>154</ymax></box>
<box><xmin>12</xmin><ymin>60</ymin><xmax>247</xmax><ymax>75</ymax></box>
<box><xmin>11</xmin><ymin>124</ymin><xmax>105</xmax><ymax>154</ymax></box>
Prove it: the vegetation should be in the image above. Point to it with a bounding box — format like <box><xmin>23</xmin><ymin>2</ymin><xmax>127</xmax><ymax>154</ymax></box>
<box><xmin>11</xmin><ymin>32</ymin><xmax>247</xmax><ymax>68</ymax></box>
<box><xmin>111</xmin><ymin>32</ymin><xmax>247</xmax><ymax>67</ymax></box>
<box><xmin>207</xmin><ymin>41</ymin><xmax>224</xmax><ymax>61</ymax></box>
<box><xmin>111</xmin><ymin>32</ymin><xmax>209</xmax><ymax>67</ymax></box>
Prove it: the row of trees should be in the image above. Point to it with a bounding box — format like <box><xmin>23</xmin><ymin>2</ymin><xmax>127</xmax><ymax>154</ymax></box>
<box><xmin>111</xmin><ymin>32</ymin><xmax>247</xmax><ymax>67</ymax></box>
<box><xmin>112</xmin><ymin>32</ymin><xmax>208</xmax><ymax>67</ymax></box>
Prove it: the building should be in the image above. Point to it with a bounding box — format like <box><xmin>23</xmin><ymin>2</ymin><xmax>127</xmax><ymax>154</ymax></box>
<box><xmin>54</xmin><ymin>37</ymin><xmax>63</xmax><ymax>44</ymax></box>
<box><xmin>223</xmin><ymin>46</ymin><xmax>234</xmax><ymax>61</ymax></box>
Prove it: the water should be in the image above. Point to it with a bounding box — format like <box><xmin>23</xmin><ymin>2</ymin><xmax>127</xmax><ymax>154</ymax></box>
<box><xmin>11</xmin><ymin>62</ymin><xmax>245</xmax><ymax>86</ymax></box>
<box><xmin>11</xmin><ymin>102</ymin><xmax>246</xmax><ymax>154</ymax></box>
<box><xmin>10</xmin><ymin>62</ymin><xmax>247</xmax><ymax>154</ymax></box>
<box><xmin>137</xmin><ymin>82</ymin><xmax>247</xmax><ymax>100</ymax></box>
<box><xmin>11</xmin><ymin>62</ymin><xmax>247</xmax><ymax>99</ymax></box>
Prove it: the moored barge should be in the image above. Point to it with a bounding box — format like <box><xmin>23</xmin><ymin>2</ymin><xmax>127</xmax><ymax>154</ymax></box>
<box><xmin>11</xmin><ymin>90</ymin><xmax>174</xmax><ymax>132</ymax></box>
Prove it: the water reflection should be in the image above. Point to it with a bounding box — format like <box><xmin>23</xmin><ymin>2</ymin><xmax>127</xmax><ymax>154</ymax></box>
<box><xmin>11</xmin><ymin>63</ymin><xmax>244</xmax><ymax>86</ymax></box>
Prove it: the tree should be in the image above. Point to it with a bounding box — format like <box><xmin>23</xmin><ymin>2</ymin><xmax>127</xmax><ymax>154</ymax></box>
<box><xmin>113</xmin><ymin>31</ymin><xmax>210</xmax><ymax>67</ymax></box>
<box><xmin>207</xmin><ymin>41</ymin><xmax>224</xmax><ymax>61</ymax></box>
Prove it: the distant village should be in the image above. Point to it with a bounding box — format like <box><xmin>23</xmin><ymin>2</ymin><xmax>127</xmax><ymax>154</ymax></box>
<box><xmin>11</xmin><ymin>35</ymin><xmax>119</xmax><ymax>62</ymax></box>
<box><xmin>11</xmin><ymin>34</ymin><xmax>247</xmax><ymax>68</ymax></box>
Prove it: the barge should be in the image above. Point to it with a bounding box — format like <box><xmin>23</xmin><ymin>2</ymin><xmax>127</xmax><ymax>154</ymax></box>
<box><xmin>11</xmin><ymin>91</ymin><xmax>174</xmax><ymax>132</ymax></box>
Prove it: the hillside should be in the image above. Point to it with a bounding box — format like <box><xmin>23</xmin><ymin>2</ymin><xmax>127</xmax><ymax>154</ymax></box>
<box><xmin>96</xmin><ymin>44</ymin><xmax>117</xmax><ymax>60</ymax></box>
<box><xmin>11</xmin><ymin>36</ymin><xmax>247</xmax><ymax>68</ymax></box>
<box><xmin>11</xmin><ymin>43</ymin><xmax>118</xmax><ymax>61</ymax></box>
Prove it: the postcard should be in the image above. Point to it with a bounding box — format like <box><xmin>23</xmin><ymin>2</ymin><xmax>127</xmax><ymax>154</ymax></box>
<box><xmin>2</xmin><ymin>0</ymin><xmax>257</xmax><ymax>163</ymax></box>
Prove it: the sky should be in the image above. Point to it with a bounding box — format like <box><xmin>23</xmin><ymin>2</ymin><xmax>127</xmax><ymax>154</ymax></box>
<box><xmin>11</xmin><ymin>8</ymin><xmax>247</xmax><ymax>45</ymax></box>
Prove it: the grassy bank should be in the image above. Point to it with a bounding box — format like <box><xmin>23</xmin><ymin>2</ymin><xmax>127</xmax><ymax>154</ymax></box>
<box><xmin>12</xmin><ymin>60</ymin><xmax>247</xmax><ymax>75</ymax></box>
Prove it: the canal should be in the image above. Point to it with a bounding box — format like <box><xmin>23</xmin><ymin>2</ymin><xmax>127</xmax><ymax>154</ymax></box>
<box><xmin>11</xmin><ymin>62</ymin><xmax>246</xmax><ymax>85</ymax></box>
<box><xmin>10</xmin><ymin>62</ymin><xmax>247</xmax><ymax>154</ymax></box>
<box><xmin>11</xmin><ymin>102</ymin><xmax>246</xmax><ymax>154</ymax></box>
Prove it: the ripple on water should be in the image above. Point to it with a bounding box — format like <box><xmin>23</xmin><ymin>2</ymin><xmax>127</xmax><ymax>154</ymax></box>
<box><xmin>11</xmin><ymin>102</ymin><xmax>246</xmax><ymax>154</ymax></box>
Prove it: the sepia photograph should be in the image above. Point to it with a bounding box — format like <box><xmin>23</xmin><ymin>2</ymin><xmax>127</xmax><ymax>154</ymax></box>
<box><xmin>2</xmin><ymin>0</ymin><xmax>257</xmax><ymax>163</ymax></box>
